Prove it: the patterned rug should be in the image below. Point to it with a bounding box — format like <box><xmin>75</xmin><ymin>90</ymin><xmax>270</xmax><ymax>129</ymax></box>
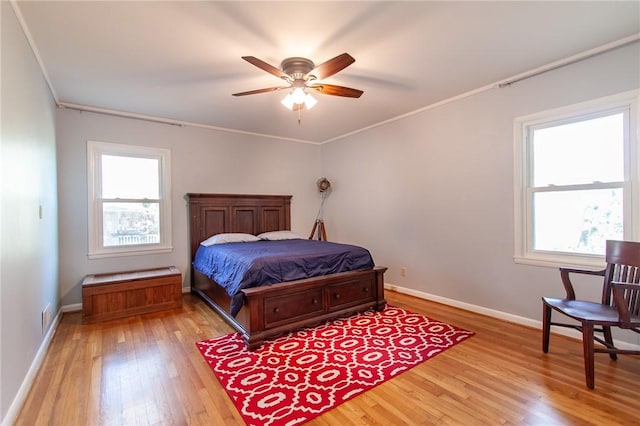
<box><xmin>196</xmin><ymin>306</ymin><xmax>474</xmax><ymax>425</ymax></box>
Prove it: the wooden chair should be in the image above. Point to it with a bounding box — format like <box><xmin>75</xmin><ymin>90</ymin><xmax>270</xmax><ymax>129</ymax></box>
<box><xmin>542</xmin><ymin>240</ymin><xmax>640</xmax><ymax>389</ymax></box>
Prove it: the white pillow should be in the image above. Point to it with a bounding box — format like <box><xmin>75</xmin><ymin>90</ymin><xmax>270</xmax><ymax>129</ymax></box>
<box><xmin>257</xmin><ymin>230</ymin><xmax>303</xmax><ymax>241</ymax></box>
<box><xmin>200</xmin><ymin>233</ymin><xmax>260</xmax><ymax>246</ymax></box>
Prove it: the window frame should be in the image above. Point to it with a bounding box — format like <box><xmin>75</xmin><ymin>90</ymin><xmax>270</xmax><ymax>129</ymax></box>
<box><xmin>513</xmin><ymin>90</ymin><xmax>639</xmax><ymax>268</ymax></box>
<box><xmin>87</xmin><ymin>141</ymin><xmax>172</xmax><ymax>259</ymax></box>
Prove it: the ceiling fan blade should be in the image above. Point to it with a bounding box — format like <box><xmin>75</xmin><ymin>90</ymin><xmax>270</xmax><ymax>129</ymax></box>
<box><xmin>241</xmin><ymin>56</ymin><xmax>289</xmax><ymax>80</ymax></box>
<box><xmin>232</xmin><ymin>86</ymin><xmax>287</xmax><ymax>96</ymax></box>
<box><xmin>306</xmin><ymin>53</ymin><xmax>355</xmax><ymax>80</ymax></box>
<box><xmin>308</xmin><ymin>84</ymin><xmax>363</xmax><ymax>98</ymax></box>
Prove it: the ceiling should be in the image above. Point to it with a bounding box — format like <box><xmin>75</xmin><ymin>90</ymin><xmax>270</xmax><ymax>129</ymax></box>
<box><xmin>13</xmin><ymin>1</ymin><xmax>640</xmax><ymax>144</ymax></box>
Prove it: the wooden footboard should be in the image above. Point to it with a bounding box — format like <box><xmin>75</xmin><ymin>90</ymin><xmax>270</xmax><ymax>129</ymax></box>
<box><xmin>193</xmin><ymin>267</ymin><xmax>387</xmax><ymax>350</ymax></box>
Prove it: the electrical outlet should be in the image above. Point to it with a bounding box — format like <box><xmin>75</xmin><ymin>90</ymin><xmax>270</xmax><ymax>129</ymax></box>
<box><xmin>400</xmin><ymin>267</ymin><xmax>407</xmax><ymax>277</ymax></box>
<box><xmin>41</xmin><ymin>303</ymin><xmax>50</xmax><ymax>333</ymax></box>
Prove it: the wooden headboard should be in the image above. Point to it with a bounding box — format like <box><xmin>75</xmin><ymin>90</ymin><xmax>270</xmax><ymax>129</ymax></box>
<box><xmin>186</xmin><ymin>193</ymin><xmax>292</xmax><ymax>259</ymax></box>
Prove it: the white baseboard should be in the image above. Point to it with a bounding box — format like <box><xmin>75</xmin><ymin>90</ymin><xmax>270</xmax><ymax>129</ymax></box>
<box><xmin>62</xmin><ymin>303</ymin><xmax>82</xmax><ymax>312</ymax></box>
<box><xmin>1</xmin><ymin>307</ymin><xmax>63</xmax><ymax>426</ymax></box>
<box><xmin>384</xmin><ymin>282</ymin><xmax>640</xmax><ymax>350</ymax></box>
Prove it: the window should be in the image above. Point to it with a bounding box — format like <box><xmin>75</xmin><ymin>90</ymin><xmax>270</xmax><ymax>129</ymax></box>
<box><xmin>87</xmin><ymin>141</ymin><xmax>172</xmax><ymax>258</ymax></box>
<box><xmin>514</xmin><ymin>91</ymin><xmax>638</xmax><ymax>268</ymax></box>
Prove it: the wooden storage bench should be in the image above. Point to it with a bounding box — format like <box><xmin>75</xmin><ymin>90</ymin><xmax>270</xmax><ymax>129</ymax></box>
<box><xmin>82</xmin><ymin>266</ymin><xmax>182</xmax><ymax>324</ymax></box>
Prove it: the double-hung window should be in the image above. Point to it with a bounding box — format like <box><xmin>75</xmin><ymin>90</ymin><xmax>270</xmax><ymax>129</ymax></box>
<box><xmin>87</xmin><ymin>141</ymin><xmax>172</xmax><ymax>258</ymax></box>
<box><xmin>514</xmin><ymin>90</ymin><xmax>638</xmax><ymax>268</ymax></box>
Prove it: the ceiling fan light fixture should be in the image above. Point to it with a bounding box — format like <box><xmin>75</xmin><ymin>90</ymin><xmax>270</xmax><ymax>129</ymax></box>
<box><xmin>281</xmin><ymin>93</ymin><xmax>295</xmax><ymax>109</ymax></box>
<box><xmin>304</xmin><ymin>93</ymin><xmax>317</xmax><ymax>110</ymax></box>
<box><xmin>281</xmin><ymin>89</ymin><xmax>317</xmax><ymax>110</ymax></box>
<box><xmin>291</xmin><ymin>87</ymin><xmax>306</xmax><ymax>104</ymax></box>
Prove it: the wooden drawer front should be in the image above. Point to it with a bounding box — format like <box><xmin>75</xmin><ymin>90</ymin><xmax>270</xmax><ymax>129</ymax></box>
<box><xmin>328</xmin><ymin>278</ymin><xmax>375</xmax><ymax>310</ymax></box>
<box><xmin>264</xmin><ymin>288</ymin><xmax>324</xmax><ymax>327</ymax></box>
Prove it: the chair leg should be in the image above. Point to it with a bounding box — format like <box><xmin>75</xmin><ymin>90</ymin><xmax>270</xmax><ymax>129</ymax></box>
<box><xmin>542</xmin><ymin>303</ymin><xmax>551</xmax><ymax>353</ymax></box>
<box><xmin>603</xmin><ymin>326</ymin><xmax>618</xmax><ymax>361</ymax></box>
<box><xmin>582</xmin><ymin>323</ymin><xmax>595</xmax><ymax>389</ymax></box>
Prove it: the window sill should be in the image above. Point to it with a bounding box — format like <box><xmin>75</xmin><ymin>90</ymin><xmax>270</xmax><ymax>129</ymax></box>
<box><xmin>88</xmin><ymin>246</ymin><xmax>173</xmax><ymax>260</ymax></box>
<box><xmin>513</xmin><ymin>254</ymin><xmax>605</xmax><ymax>270</ymax></box>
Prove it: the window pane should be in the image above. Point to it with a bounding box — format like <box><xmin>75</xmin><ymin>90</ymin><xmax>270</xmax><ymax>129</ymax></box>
<box><xmin>102</xmin><ymin>202</ymin><xmax>160</xmax><ymax>247</ymax></box>
<box><xmin>532</xmin><ymin>113</ymin><xmax>623</xmax><ymax>186</ymax></box>
<box><xmin>532</xmin><ymin>188</ymin><xmax>622</xmax><ymax>255</ymax></box>
<box><xmin>101</xmin><ymin>155</ymin><xmax>159</xmax><ymax>199</ymax></box>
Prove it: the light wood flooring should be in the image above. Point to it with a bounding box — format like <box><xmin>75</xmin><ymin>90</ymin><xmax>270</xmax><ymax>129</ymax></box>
<box><xmin>15</xmin><ymin>290</ymin><xmax>640</xmax><ymax>425</ymax></box>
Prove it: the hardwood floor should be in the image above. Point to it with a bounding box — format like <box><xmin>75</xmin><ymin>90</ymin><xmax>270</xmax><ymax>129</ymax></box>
<box><xmin>15</xmin><ymin>290</ymin><xmax>640</xmax><ymax>425</ymax></box>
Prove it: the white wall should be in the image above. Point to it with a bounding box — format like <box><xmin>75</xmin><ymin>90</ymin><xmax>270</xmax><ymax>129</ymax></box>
<box><xmin>1</xmin><ymin>2</ymin><xmax>59</xmax><ymax>422</ymax></box>
<box><xmin>321</xmin><ymin>43</ymin><xmax>640</xmax><ymax>343</ymax></box>
<box><xmin>56</xmin><ymin>110</ymin><xmax>322</xmax><ymax>305</ymax></box>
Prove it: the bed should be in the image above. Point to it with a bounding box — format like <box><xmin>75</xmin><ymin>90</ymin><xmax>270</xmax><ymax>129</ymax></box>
<box><xmin>187</xmin><ymin>193</ymin><xmax>387</xmax><ymax>350</ymax></box>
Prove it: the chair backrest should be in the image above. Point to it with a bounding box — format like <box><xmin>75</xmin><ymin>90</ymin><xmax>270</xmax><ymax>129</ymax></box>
<box><xmin>611</xmin><ymin>280</ymin><xmax>640</xmax><ymax>328</ymax></box>
<box><xmin>603</xmin><ymin>240</ymin><xmax>640</xmax><ymax>306</ymax></box>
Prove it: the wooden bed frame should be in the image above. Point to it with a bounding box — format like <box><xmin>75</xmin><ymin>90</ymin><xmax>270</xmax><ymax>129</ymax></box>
<box><xmin>187</xmin><ymin>193</ymin><xmax>387</xmax><ymax>349</ymax></box>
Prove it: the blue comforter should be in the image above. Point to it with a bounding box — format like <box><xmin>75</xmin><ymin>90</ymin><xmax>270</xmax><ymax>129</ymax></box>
<box><xmin>193</xmin><ymin>239</ymin><xmax>374</xmax><ymax>315</ymax></box>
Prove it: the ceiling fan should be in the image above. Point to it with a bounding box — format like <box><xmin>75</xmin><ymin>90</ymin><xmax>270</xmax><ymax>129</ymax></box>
<box><xmin>232</xmin><ymin>53</ymin><xmax>363</xmax><ymax>111</ymax></box>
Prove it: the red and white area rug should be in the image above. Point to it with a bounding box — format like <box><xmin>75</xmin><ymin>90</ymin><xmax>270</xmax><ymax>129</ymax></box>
<box><xmin>196</xmin><ymin>306</ymin><xmax>474</xmax><ymax>426</ymax></box>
